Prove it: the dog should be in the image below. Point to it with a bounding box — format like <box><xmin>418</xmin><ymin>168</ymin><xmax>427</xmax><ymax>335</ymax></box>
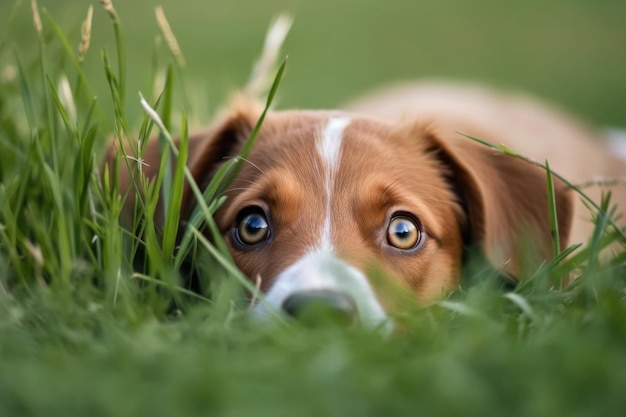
<box><xmin>111</xmin><ymin>81</ymin><xmax>626</xmax><ymax>330</ymax></box>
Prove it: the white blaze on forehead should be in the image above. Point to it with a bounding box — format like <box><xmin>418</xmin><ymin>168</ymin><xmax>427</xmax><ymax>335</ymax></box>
<box><xmin>317</xmin><ymin>117</ymin><xmax>351</xmax><ymax>250</ymax></box>
<box><xmin>318</xmin><ymin>117</ymin><xmax>350</xmax><ymax>171</ymax></box>
<box><xmin>252</xmin><ymin>250</ymin><xmax>391</xmax><ymax>333</ymax></box>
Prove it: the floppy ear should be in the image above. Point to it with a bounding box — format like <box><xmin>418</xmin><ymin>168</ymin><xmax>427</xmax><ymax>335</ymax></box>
<box><xmin>107</xmin><ymin>98</ymin><xmax>262</xmax><ymax>228</ymax></box>
<box><xmin>179</xmin><ymin>100</ymin><xmax>262</xmax><ymax>221</ymax></box>
<box><xmin>420</xmin><ymin>126</ymin><xmax>574</xmax><ymax>279</ymax></box>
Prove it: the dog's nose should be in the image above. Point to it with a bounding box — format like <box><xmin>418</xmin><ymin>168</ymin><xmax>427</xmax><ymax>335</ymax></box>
<box><xmin>281</xmin><ymin>289</ymin><xmax>358</xmax><ymax>326</ymax></box>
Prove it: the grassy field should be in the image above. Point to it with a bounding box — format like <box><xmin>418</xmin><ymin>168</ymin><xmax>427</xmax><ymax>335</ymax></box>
<box><xmin>1</xmin><ymin>0</ymin><xmax>626</xmax><ymax>416</ymax></box>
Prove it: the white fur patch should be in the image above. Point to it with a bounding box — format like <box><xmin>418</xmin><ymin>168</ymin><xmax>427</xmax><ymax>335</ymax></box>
<box><xmin>317</xmin><ymin>117</ymin><xmax>351</xmax><ymax>250</ymax></box>
<box><xmin>605</xmin><ymin>128</ymin><xmax>626</xmax><ymax>162</ymax></box>
<box><xmin>251</xmin><ymin>250</ymin><xmax>391</xmax><ymax>332</ymax></box>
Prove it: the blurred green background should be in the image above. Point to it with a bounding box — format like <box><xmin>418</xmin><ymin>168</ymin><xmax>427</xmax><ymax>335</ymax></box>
<box><xmin>2</xmin><ymin>0</ymin><xmax>626</xmax><ymax>127</ymax></box>
<box><xmin>1</xmin><ymin>3</ymin><xmax>626</xmax><ymax>415</ymax></box>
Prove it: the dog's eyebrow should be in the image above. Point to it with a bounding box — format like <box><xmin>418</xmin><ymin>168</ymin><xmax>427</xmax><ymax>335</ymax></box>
<box><xmin>222</xmin><ymin>170</ymin><xmax>305</xmax><ymax>226</ymax></box>
<box><xmin>355</xmin><ymin>182</ymin><xmax>444</xmax><ymax>244</ymax></box>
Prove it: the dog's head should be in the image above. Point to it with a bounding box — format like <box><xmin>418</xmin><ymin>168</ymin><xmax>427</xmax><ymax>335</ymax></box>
<box><xmin>116</xmin><ymin>99</ymin><xmax>573</xmax><ymax>330</ymax></box>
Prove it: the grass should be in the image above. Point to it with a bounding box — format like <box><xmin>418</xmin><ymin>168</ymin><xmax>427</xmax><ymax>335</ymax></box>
<box><xmin>1</xmin><ymin>1</ymin><xmax>626</xmax><ymax>416</ymax></box>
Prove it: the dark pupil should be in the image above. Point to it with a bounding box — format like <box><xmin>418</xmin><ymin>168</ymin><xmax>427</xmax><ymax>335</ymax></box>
<box><xmin>245</xmin><ymin>215</ymin><xmax>267</xmax><ymax>237</ymax></box>
<box><xmin>393</xmin><ymin>221</ymin><xmax>412</xmax><ymax>240</ymax></box>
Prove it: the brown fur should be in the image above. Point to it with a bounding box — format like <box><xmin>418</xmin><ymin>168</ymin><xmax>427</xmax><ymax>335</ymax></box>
<box><xmin>346</xmin><ymin>82</ymin><xmax>626</xmax><ymax>246</ymax></box>
<box><xmin>108</xmin><ymin>83</ymin><xmax>599</xmax><ymax>303</ymax></box>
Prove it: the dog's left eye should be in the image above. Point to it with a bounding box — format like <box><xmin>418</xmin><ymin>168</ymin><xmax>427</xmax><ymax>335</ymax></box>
<box><xmin>386</xmin><ymin>215</ymin><xmax>422</xmax><ymax>250</ymax></box>
<box><xmin>235</xmin><ymin>210</ymin><xmax>270</xmax><ymax>246</ymax></box>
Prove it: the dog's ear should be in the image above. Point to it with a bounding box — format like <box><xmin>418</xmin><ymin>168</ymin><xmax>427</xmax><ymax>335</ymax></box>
<box><xmin>419</xmin><ymin>126</ymin><xmax>573</xmax><ymax>279</ymax></box>
<box><xmin>179</xmin><ymin>99</ymin><xmax>263</xmax><ymax>220</ymax></box>
<box><xmin>108</xmin><ymin>97</ymin><xmax>263</xmax><ymax>228</ymax></box>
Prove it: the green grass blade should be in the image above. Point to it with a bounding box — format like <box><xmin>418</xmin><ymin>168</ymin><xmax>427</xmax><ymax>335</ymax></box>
<box><xmin>218</xmin><ymin>58</ymin><xmax>287</xmax><ymax>195</ymax></box>
<box><xmin>161</xmin><ymin>113</ymin><xmax>189</xmax><ymax>260</ymax></box>
<box><xmin>41</xmin><ymin>9</ymin><xmax>102</xmax><ymax>121</ymax></box>
<box><xmin>45</xmin><ymin>75</ymin><xmax>74</xmax><ymax>138</ymax></box>
<box><xmin>13</xmin><ymin>52</ymin><xmax>37</xmax><ymax>128</ymax></box>
<box><xmin>0</xmin><ymin>0</ymin><xmax>23</xmax><ymax>57</ymax></box>
<box><xmin>545</xmin><ymin>160</ymin><xmax>560</xmax><ymax>258</ymax></box>
<box><xmin>503</xmin><ymin>292</ymin><xmax>538</xmax><ymax>323</ymax></box>
<box><xmin>157</xmin><ymin>65</ymin><xmax>175</xmax><ymax>220</ymax></box>
<box><xmin>174</xmin><ymin>162</ymin><xmax>236</xmax><ymax>268</ymax></box>
<box><xmin>461</xmin><ymin>132</ymin><xmax>626</xmax><ymax>242</ymax></box>
<box><xmin>133</xmin><ymin>272</ymin><xmax>212</xmax><ymax>304</ymax></box>
<box><xmin>101</xmin><ymin>1</ymin><xmax>126</xmax><ymax>114</ymax></box>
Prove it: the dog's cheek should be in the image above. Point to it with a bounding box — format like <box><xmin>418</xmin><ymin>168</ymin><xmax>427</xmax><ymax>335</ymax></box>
<box><xmin>366</xmin><ymin>247</ymin><xmax>461</xmax><ymax>307</ymax></box>
<box><xmin>226</xmin><ymin>250</ymin><xmax>270</xmax><ymax>292</ymax></box>
<box><xmin>416</xmin><ymin>250</ymin><xmax>462</xmax><ymax>302</ymax></box>
<box><xmin>358</xmin><ymin>260</ymin><xmax>423</xmax><ymax>314</ymax></box>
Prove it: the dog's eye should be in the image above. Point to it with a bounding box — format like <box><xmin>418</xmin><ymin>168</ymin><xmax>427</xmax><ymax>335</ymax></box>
<box><xmin>235</xmin><ymin>210</ymin><xmax>270</xmax><ymax>246</ymax></box>
<box><xmin>386</xmin><ymin>216</ymin><xmax>421</xmax><ymax>250</ymax></box>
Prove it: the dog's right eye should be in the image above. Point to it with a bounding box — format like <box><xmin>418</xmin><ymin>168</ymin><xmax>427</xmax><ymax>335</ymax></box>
<box><xmin>234</xmin><ymin>209</ymin><xmax>270</xmax><ymax>246</ymax></box>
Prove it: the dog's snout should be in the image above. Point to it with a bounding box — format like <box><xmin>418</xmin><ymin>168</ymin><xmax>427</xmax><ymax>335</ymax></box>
<box><xmin>281</xmin><ymin>289</ymin><xmax>358</xmax><ymax>326</ymax></box>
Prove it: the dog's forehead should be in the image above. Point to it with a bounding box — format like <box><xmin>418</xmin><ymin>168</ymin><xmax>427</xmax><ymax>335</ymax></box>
<box><xmin>237</xmin><ymin>113</ymin><xmax>446</xmax><ymax>213</ymax></box>
<box><xmin>239</xmin><ymin>111</ymin><xmax>439</xmax><ymax>194</ymax></box>
<box><xmin>252</xmin><ymin>112</ymin><xmax>409</xmax><ymax>162</ymax></box>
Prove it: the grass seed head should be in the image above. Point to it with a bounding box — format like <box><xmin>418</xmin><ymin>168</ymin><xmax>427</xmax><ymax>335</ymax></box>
<box><xmin>100</xmin><ymin>0</ymin><xmax>118</xmax><ymax>21</ymax></box>
<box><xmin>30</xmin><ymin>0</ymin><xmax>42</xmax><ymax>37</ymax></box>
<box><xmin>78</xmin><ymin>5</ymin><xmax>94</xmax><ymax>62</ymax></box>
<box><xmin>155</xmin><ymin>6</ymin><xmax>186</xmax><ymax>68</ymax></box>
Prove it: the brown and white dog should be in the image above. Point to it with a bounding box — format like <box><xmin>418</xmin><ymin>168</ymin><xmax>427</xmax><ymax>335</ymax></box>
<box><xmin>113</xmin><ymin>81</ymin><xmax>626</xmax><ymax>330</ymax></box>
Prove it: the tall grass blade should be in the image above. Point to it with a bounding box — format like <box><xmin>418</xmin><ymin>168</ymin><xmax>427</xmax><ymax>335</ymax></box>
<box><xmin>157</xmin><ymin>65</ymin><xmax>174</xmax><ymax>220</ymax></box>
<box><xmin>462</xmin><ymin>132</ymin><xmax>626</xmax><ymax>242</ymax></box>
<box><xmin>545</xmin><ymin>160</ymin><xmax>560</xmax><ymax>258</ymax></box>
<box><xmin>161</xmin><ymin>113</ymin><xmax>188</xmax><ymax>260</ymax></box>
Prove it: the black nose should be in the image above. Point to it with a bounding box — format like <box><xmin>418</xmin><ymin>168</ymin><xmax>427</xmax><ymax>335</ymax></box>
<box><xmin>281</xmin><ymin>290</ymin><xmax>358</xmax><ymax>326</ymax></box>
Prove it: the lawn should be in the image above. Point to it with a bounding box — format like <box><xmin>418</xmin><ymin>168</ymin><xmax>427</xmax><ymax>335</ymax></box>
<box><xmin>1</xmin><ymin>0</ymin><xmax>626</xmax><ymax>416</ymax></box>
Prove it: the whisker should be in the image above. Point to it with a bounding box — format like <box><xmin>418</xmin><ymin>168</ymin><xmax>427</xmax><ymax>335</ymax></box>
<box><xmin>222</xmin><ymin>155</ymin><xmax>264</xmax><ymax>174</ymax></box>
